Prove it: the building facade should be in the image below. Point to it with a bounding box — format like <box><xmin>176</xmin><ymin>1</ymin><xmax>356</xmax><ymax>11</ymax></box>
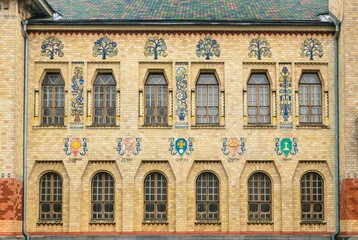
<box><xmin>0</xmin><ymin>0</ymin><xmax>357</xmax><ymax>239</ymax></box>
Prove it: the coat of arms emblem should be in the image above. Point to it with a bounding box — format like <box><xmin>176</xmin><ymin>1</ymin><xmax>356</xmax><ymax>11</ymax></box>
<box><xmin>63</xmin><ymin>138</ymin><xmax>88</xmax><ymax>156</ymax></box>
<box><xmin>221</xmin><ymin>138</ymin><xmax>246</xmax><ymax>156</ymax></box>
<box><xmin>274</xmin><ymin>138</ymin><xmax>298</xmax><ymax>156</ymax></box>
<box><xmin>116</xmin><ymin>138</ymin><xmax>141</xmax><ymax>156</ymax></box>
<box><xmin>169</xmin><ymin>138</ymin><xmax>194</xmax><ymax>156</ymax></box>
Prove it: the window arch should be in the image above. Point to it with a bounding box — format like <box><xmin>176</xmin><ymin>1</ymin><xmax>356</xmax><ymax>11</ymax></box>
<box><xmin>145</xmin><ymin>73</ymin><xmax>168</xmax><ymax>125</ymax></box>
<box><xmin>93</xmin><ymin>73</ymin><xmax>116</xmax><ymax>125</ymax></box>
<box><xmin>92</xmin><ymin>172</ymin><xmax>114</xmax><ymax>220</ymax></box>
<box><xmin>42</xmin><ymin>73</ymin><xmax>65</xmax><ymax>125</ymax></box>
<box><xmin>144</xmin><ymin>172</ymin><xmax>167</xmax><ymax>220</ymax></box>
<box><xmin>196</xmin><ymin>172</ymin><xmax>219</xmax><ymax>220</ymax></box>
<box><xmin>248</xmin><ymin>73</ymin><xmax>270</xmax><ymax>124</ymax></box>
<box><xmin>248</xmin><ymin>172</ymin><xmax>271</xmax><ymax>221</ymax></box>
<box><xmin>301</xmin><ymin>172</ymin><xmax>324</xmax><ymax>220</ymax></box>
<box><xmin>40</xmin><ymin>172</ymin><xmax>62</xmax><ymax>220</ymax></box>
<box><xmin>299</xmin><ymin>73</ymin><xmax>322</xmax><ymax>124</ymax></box>
<box><xmin>196</xmin><ymin>73</ymin><xmax>219</xmax><ymax>124</ymax></box>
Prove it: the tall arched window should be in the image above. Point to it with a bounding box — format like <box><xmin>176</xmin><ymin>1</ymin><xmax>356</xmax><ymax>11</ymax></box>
<box><xmin>196</xmin><ymin>74</ymin><xmax>219</xmax><ymax>124</ymax></box>
<box><xmin>301</xmin><ymin>172</ymin><xmax>324</xmax><ymax>220</ymax></box>
<box><xmin>40</xmin><ymin>172</ymin><xmax>62</xmax><ymax>220</ymax></box>
<box><xmin>299</xmin><ymin>73</ymin><xmax>322</xmax><ymax>124</ymax></box>
<box><xmin>145</xmin><ymin>74</ymin><xmax>168</xmax><ymax>125</ymax></box>
<box><xmin>196</xmin><ymin>172</ymin><xmax>219</xmax><ymax>220</ymax></box>
<box><xmin>42</xmin><ymin>73</ymin><xmax>65</xmax><ymax>125</ymax></box>
<box><xmin>93</xmin><ymin>74</ymin><xmax>116</xmax><ymax>125</ymax></box>
<box><xmin>92</xmin><ymin>172</ymin><xmax>114</xmax><ymax>220</ymax></box>
<box><xmin>144</xmin><ymin>172</ymin><xmax>167</xmax><ymax>220</ymax></box>
<box><xmin>248</xmin><ymin>73</ymin><xmax>270</xmax><ymax>124</ymax></box>
<box><xmin>248</xmin><ymin>172</ymin><xmax>271</xmax><ymax>221</ymax></box>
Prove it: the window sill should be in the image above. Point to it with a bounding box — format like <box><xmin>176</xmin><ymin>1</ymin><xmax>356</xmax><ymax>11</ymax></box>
<box><xmin>244</xmin><ymin>125</ymin><xmax>276</xmax><ymax>129</ymax></box>
<box><xmin>195</xmin><ymin>220</ymin><xmax>221</xmax><ymax>225</ymax></box>
<box><xmin>247</xmin><ymin>221</ymin><xmax>273</xmax><ymax>225</ymax></box>
<box><xmin>300</xmin><ymin>220</ymin><xmax>326</xmax><ymax>225</ymax></box>
<box><xmin>37</xmin><ymin>220</ymin><xmax>63</xmax><ymax>225</ymax></box>
<box><xmin>89</xmin><ymin>220</ymin><xmax>115</xmax><ymax>225</ymax></box>
<box><xmin>33</xmin><ymin>125</ymin><xmax>67</xmax><ymax>130</ymax></box>
<box><xmin>86</xmin><ymin>125</ymin><xmax>120</xmax><ymax>129</ymax></box>
<box><xmin>191</xmin><ymin>124</ymin><xmax>225</xmax><ymax>129</ymax></box>
<box><xmin>139</xmin><ymin>125</ymin><xmax>172</xmax><ymax>129</ymax></box>
<box><xmin>142</xmin><ymin>220</ymin><xmax>168</xmax><ymax>225</ymax></box>
<box><xmin>296</xmin><ymin>124</ymin><xmax>329</xmax><ymax>129</ymax></box>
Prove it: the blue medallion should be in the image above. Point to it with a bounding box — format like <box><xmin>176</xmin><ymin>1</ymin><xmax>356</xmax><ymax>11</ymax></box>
<box><xmin>175</xmin><ymin>138</ymin><xmax>187</xmax><ymax>156</ymax></box>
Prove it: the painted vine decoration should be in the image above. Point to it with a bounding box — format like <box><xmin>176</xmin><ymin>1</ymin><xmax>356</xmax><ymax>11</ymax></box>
<box><xmin>176</xmin><ymin>67</ymin><xmax>188</xmax><ymax>121</ymax></box>
<box><xmin>93</xmin><ymin>35</ymin><xmax>118</xmax><ymax>60</ymax></box>
<box><xmin>248</xmin><ymin>37</ymin><xmax>272</xmax><ymax>60</ymax></box>
<box><xmin>71</xmin><ymin>66</ymin><xmax>84</xmax><ymax>123</ymax></box>
<box><xmin>41</xmin><ymin>36</ymin><xmax>64</xmax><ymax>59</ymax></box>
<box><xmin>300</xmin><ymin>37</ymin><xmax>323</xmax><ymax>60</ymax></box>
<box><xmin>196</xmin><ymin>36</ymin><xmax>220</xmax><ymax>60</ymax></box>
<box><xmin>279</xmin><ymin>67</ymin><xmax>292</xmax><ymax>121</ymax></box>
<box><xmin>144</xmin><ymin>36</ymin><xmax>168</xmax><ymax>60</ymax></box>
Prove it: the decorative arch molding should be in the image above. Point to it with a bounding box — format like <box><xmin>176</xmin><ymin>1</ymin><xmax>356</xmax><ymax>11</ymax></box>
<box><xmin>291</xmin><ymin>160</ymin><xmax>334</xmax><ymax>232</ymax></box>
<box><xmin>133</xmin><ymin>160</ymin><xmax>176</xmax><ymax>232</ymax></box>
<box><xmin>80</xmin><ymin>160</ymin><xmax>123</xmax><ymax>232</ymax></box>
<box><xmin>238</xmin><ymin>160</ymin><xmax>281</xmax><ymax>232</ymax></box>
<box><xmin>27</xmin><ymin>160</ymin><xmax>69</xmax><ymax>232</ymax></box>
<box><xmin>186</xmin><ymin>160</ymin><xmax>229</xmax><ymax>232</ymax></box>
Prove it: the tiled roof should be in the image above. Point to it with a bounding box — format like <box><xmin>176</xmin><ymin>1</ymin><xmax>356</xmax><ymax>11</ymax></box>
<box><xmin>45</xmin><ymin>0</ymin><xmax>328</xmax><ymax>22</ymax></box>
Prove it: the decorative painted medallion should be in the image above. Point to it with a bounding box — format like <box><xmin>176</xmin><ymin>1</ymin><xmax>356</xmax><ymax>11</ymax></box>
<box><xmin>300</xmin><ymin>37</ymin><xmax>323</xmax><ymax>60</ymax></box>
<box><xmin>71</xmin><ymin>66</ymin><xmax>84</xmax><ymax>123</ymax></box>
<box><xmin>274</xmin><ymin>138</ymin><xmax>298</xmax><ymax>156</ymax></box>
<box><xmin>41</xmin><ymin>36</ymin><xmax>64</xmax><ymax>59</ymax></box>
<box><xmin>221</xmin><ymin>138</ymin><xmax>246</xmax><ymax>156</ymax></box>
<box><xmin>63</xmin><ymin>138</ymin><xmax>88</xmax><ymax>156</ymax></box>
<box><xmin>248</xmin><ymin>37</ymin><xmax>272</xmax><ymax>60</ymax></box>
<box><xmin>93</xmin><ymin>35</ymin><xmax>118</xmax><ymax>60</ymax></box>
<box><xmin>144</xmin><ymin>36</ymin><xmax>168</xmax><ymax>60</ymax></box>
<box><xmin>279</xmin><ymin>67</ymin><xmax>292</xmax><ymax>128</ymax></box>
<box><xmin>196</xmin><ymin>36</ymin><xmax>220</xmax><ymax>60</ymax></box>
<box><xmin>169</xmin><ymin>138</ymin><xmax>194</xmax><ymax>156</ymax></box>
<box><xmin>176</xmin><ymin>67</ymin><xmax>188</xmax><ymax>121</ymax></box>
<box><xmin>116</xmin><ymin>138</ymin><xmax>141</xmax><ymax>156</ymax></box>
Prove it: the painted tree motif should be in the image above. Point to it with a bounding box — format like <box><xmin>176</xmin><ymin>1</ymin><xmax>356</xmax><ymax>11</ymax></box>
<box><xmin>196</xmin><ymin>36</ymin><xmax>220</xmax><ymax>60</ymax></box>
<box><xmin>144</xmin><ymin>36</ymin><xmax>168</xmax><ymax>60</ymax></box>
<box><xmin>93</xmin><ymin>35</ymin><xmax>118</xmax><ymax>60</ymax></box>
<box><xmin>248</xmin><ymin>37</ymin><xmax>272</xmax><ymax>60</ymax></box>
<box><xmin>300</xmin><ymin>37</ymin><xmax>323</xmax><ymax>60</ymax></box>
<box><xmin>71</xmin><ymin>66</ymin><xmax>84</xmax><ymax>123</ymax></box>
<box><xmin>279</xmin><ymin>67</ymin><xmax>292</xmax><ymax>121</ymax></box>
<box><xmin>41</xmin><ymin>36</ymin><xmax>64</xmax><ymax>59</ymax></box>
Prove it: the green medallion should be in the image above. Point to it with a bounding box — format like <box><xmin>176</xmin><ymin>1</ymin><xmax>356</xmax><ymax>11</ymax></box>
<box><xmin>280</xmin><ymin>138</ymin><xmax>292</xmax><ymax>156</ymax></box>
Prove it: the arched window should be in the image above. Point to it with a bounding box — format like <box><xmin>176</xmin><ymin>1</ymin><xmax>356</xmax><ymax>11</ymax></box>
<box><xmin>40</xmin><ymin>172</ymin><xmax>62</xmax><ymax>220</ymax></box>
<box><xmin>299</xmin><ymin>73</ymin><xmax>322</xmax><ymax>124</ymax></box>
<box><xmin>196</xmin><ymin>172</ymin><xmax>219</xmax><ymax>220</ymax></box>
<box><xmin>248</xmin><ymin>73</ymin><xmax>270</xmax><ymax>124</ymax></box>
<box><xmin>42</xmin><ymin>73</ymin><xmax>65</xmax><ymax>125</ymax></box>
<box><xmin>301</xmin><ymin>172</ymin><xmax>324</xmax><ymax>220</ymax></box>
<box><xmin>92</xmin><ymin>172</ymin><xmax>114</xmax><ymax>220</ymax></box>
<box><xmin>93</xmin><ymin>73</ymin><xmax>116</xmax><ymax>125</ymax></box>
<box><xmin>144</xmin><ymin>172</ymin><xmax>167</xmax><ymax>220</ymax></box>
<box><xmin>145</xmin><ymin>74</ymin><xmax>168</xmax><ymax>125</ymax></box>
<box><xmin>248</xmin><ymin>172</ymin><xmax>271</xmax><ymax>221</ymax></box>
<box><xmin>196</xmin><ymin>74</ymin><xmax>219</xmax><ymax>124</ymax></box>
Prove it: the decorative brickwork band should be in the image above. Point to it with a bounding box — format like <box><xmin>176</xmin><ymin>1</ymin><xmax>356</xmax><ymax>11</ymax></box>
<box><xmin>116</xmin><ymin>89</ymin><xmax>120</xmax><ymax>120</ymax></box>
<box><xmin>139</xmin><ymin>90</ymin><xmax>144</xmax><ymax>120</ymax></box>
<box><xmin>324</xmin><ymin>90</ymin><xmax>329</xmax><ymax>120</ymax></box>
<box><xmin>243</xmin><ymin>89</ymin><xmax>247</xmax><ymax>119</ymax></box>
<box><xmin>295</xmin><ymin>91</ymin><xmax>299</xmax><ymax>120</ymax></box>
<box><xmin>272</xmin><ymin>90</ymin><xmax>277</xmax><ymax>120</ymax></box>
<box><xmin>65</xmin><ymin>90</ymin><xmax>68</xmax><ymax>120</ymax></box>
<box><xmin>220</xmin><ymin>90</ymin><xmax>225</xmax><ymax>121</ymax></box>
<box><xmin>87</xmin><ymin>90</ymin><xmax>92</xmax><ymax>120</ymax></box>
<box><xmin>169</xmin><ymin>89</ymin><xmax>173</xmax><ymax>121</ymax></box>
<box><xmin>34</xmin><ymin>89</ymin><xmax>39</xmax><ymax>120</ymax></box>
<box><xmin>191</xmin><ymin>89</ymin><xmax>195</xmax><ymax>121</ymax></box>
<box><xmin>340</xmin><ymin>178</ymin><xmax>358</xmax><ymax>220</ymax></box>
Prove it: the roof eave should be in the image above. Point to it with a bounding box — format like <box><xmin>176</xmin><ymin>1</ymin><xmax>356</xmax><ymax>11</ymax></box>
<box><xmin>32</xmin><ymin>0</ymin><xmax>55</xmax><ymax>17</ymax></box>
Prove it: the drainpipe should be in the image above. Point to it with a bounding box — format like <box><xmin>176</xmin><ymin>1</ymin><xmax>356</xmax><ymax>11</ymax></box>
<box><xmin>21</xmin><ymin>19</ymin><xmax>30</xmax><ymax>240</ymax></box>
<box><xmin>330</xmin><ymin>13</ymin><xmax>341</xmax><ymax>240</ymax></box>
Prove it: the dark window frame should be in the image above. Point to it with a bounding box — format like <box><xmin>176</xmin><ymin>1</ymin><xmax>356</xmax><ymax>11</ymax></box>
<box><xmin>91</xmin><ymin>172</ymin><xmax>115</xmax><ymax>220</ymax></box>
<box><xmin>39</xmin><ymin>172</ymin><xmax>63</xmax><ymax>220</ymax></box>
<box><xmin>301</xmin><ymin>172</ymin><xmax>324</xmax><ymax>221</ymax></box>
<box><xmin>248</xmin><ymin>172</ymin><xmax>272</xmax><ymax>222</ymax></box>
<box><xmin>144</xmin><ymin>172</ymin><xmax>168</xmax><ymax>221</ymax></box>
<box><xmin>196</xmin><ymin>172</ymin><xmax>220</xmax><ymax>221</ymax></box>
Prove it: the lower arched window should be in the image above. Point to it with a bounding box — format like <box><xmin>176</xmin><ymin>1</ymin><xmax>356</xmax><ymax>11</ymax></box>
<box><xmin>92</xmin><ymin>172</ymin><xmax>114</xmax><ymax>220</ymax></box>
<box><xmin>248</xmin><ymin>172</ymin><xmax>271</xmax><ymax>221</ymax></box>
<box><xmin>196</xmin><ymin>172</ymin><xmax>219</xmax><ymax>220</ymax></box>
<box><xmin>144</xmin><ymin>172</ymin><xmax>167</xmax><ymax>220</ymax></box>
<box><xmin>40</xmin><ymin>172</ymin><xmax>62</xmax><ymax>220</ymax></box>
<box><xmin>301</xmin><ymin>172</ymin><xmax>324</xmax><ymax>220</ymax></box>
